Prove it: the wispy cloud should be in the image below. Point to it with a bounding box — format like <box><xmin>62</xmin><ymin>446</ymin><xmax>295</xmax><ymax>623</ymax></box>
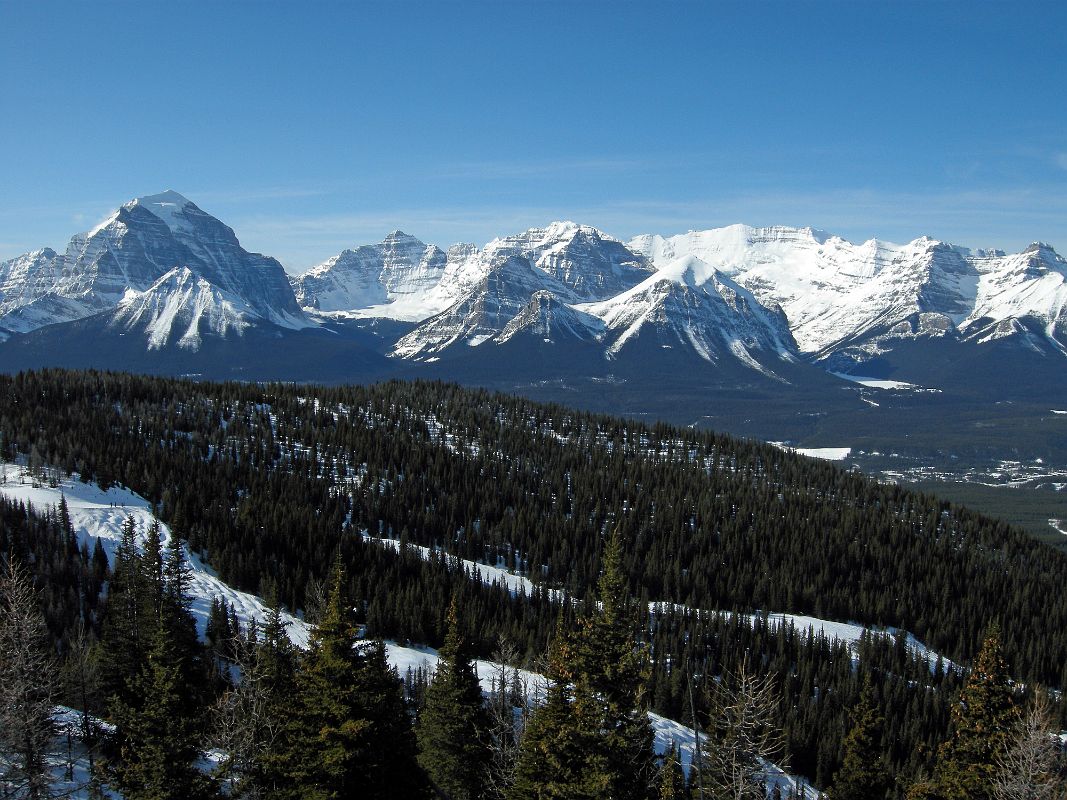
<box><xmin>433</xmin><ymin>157</ymin><xmax>655</xmax><ymax>180</ymax></box>
<box><xmin>235</xmin><ymin>184</ymin><xmax>1067</xmax><ymax>273</ymax></box>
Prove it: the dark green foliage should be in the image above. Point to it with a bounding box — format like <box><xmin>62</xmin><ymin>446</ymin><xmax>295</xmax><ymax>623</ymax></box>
<box><xmin>416</xmin><ymin>597</ymin><xmax>491</xmax><ymax>799</ymax></box>
<box><xmin>828</xmin><ymin>674</ymin><xmax>892</xmax><ymax>800</ymax></box>
<box><xmin>511</xmin><ymin>532</ymin><xmax>655</xmax><ymax>800</ymax></box>
<box><xmin>509</xmin><ymin>630</ymin><xmax>596</xmax><ymax>800</ymax></box>
<box><xmin>907</xmin><ymin>626</ymin><xmax>1018</xmax><ymax>800</ymax></box>
<box><xmin>657</xmin><ymin>742</ymin><xmax>687</xmax><ymax>800</ymax></box>
<box><xmin>106</xmin><ymin>622</ymin><xmax>213</xmax><ymax>800</ymax></box>
<box><xmin>266</xmin><ymin>563</ymin><xmax>422</xmax><ymax>800</ymax></box>
<box><xmin>2</xmin><ymin>369</ymin><xmax>1066</xmax><ymax>792</ymax></box>
<box><xmin>572</xmin><ymin>529</ymin><xmax>656</xmax><ymax>799</ymax></box>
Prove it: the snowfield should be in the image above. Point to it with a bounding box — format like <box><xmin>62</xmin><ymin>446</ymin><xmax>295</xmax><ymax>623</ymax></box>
<box><xmin>768</xmin><ymin>442</ymin><xmax>852</xmax><ymax>461</ymax></box>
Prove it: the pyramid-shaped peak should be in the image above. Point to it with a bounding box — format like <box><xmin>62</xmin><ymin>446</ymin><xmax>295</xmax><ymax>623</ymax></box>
<box><xmin>129</xmin><ymin>189</ymin><xmax>195</xmax><ymax>214</ymax></box>
<box><xmin>137</xmin><ymin>189</ymin><xmax>192</xmax><ymax>205</ymax></box>
<box><xmin>384</xmin><ymin>230</ymin><xmax>419</xmax><ymax>241</ymax></box>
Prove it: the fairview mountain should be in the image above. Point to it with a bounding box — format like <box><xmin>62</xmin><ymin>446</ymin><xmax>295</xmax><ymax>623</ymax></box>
<box><xmin>1</xmin><ymin>190</ymin><xmax>1064</xmax><ymax>427</ymax></box>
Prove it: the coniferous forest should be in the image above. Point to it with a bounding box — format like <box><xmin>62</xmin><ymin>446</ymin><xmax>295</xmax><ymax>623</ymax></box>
<box><xmin>1</xmin><ymin>368</ymin><xmax>1066</xmax><ymax>798</ymax></box>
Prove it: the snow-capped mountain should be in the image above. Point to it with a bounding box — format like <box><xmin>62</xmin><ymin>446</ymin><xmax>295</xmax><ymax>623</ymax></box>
<box><xmin>392</xmin><ymin>255</ymin><xmax>584</xmax><ymax>359</ymax></box>
<box><xmin>961</xmin><ymin>243</ymin><xmax>1067</xmax><ymax>352</ymax></box>
<box><xmin>629</xmin><ymin>224</ymin><xmax>1067</xmax><ymax>369</ymax></box>
<box><xmin>579</xmin><ymin>255</ymin><xmax>798</xmax><ymax>374</ymax></box>
<box><xmin>110</xmin><ymin>267</ymin><xmax>254</xmax><ymax>351</ymax></box>
<box><xmin>295</xmin><ymin>221</ymin><xmax>654</xmax><ymax>323</ymax></box>
<box><xmin>293</xmin><ymin>231</ymin><xmax>448</xmax><ymax>312</ymax></box>
<box><xmin>0</xmin><ymin>191</ymin><xmax>1063</xmax><ymax>403</ymax></box>
<box><xmin>0</xmin><ymin>191</ymin><xmax>306</xmax><ymax>344</ymax></box>
<box><xmin>497</xmin><ymin>290</ymin><xmax>604</xmax><ymax>346</ymax></box>
<box><xmin>478</xmin><ymin>221</ymin><xmax>654</xmax><ymax>301</ymax></box>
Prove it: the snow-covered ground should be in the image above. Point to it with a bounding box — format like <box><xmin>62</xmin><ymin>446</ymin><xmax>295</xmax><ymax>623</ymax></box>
<box><xmin>0</xmin><ymin>463</ymin><xmax>311</xmax><ymax>648</ymax></box>
<box><xmin>768</xmin><ymin>442</ymin><xmax>852</xmax><ymax>461</ymax></box>
<box><xmin>4</xmin><ymin>463</ymin><xmax>818</xmax><ymax>795</ymax></box>
<box><xmin>368</xmin><ymin>536</ymin><xmax>952</xmax><ymax>672</ymax></box>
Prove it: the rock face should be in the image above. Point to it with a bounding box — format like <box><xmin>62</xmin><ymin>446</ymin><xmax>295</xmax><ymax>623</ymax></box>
<box><xmin>0</xmin><ymin>191</ymin><xmax>305</xmax><ymax>345</ymax></box>
<box><xmin>580</xmin><ymin>255</ymin><xmax>798</xmax><ymax>374</ymax></box>
<box><xmin>478</xmin><ymin>221</ymin><xmax>655</xmax><ymax>301</ymax></box>
<box><xmin>0</xmin><ymin>193</ymin><xmax>1064</xmax><ymax>393</ymax></box>
<box><xmin>293</xmin><ymin>231</ymin><xmax>448</xmax><ymax>311</ymax></box>
<box><xmin>391</xmin><ymin>255</ymin><xmax>582</xmax><ymax>359</ymax></box>
<box><xmin>629</xmin><ymin>224</ymin><xmax>1067</xmax><ymax>368</ymax></box>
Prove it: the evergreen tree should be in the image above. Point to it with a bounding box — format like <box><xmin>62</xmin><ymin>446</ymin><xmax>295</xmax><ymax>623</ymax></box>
<box><xmin>509</xmin><ymin>627</ymin><xmax>597</xmax><ymax>800</ymax></box>
<box><xmin>657</xmin><ymin>742</ymin><xmax>687</xmax><ymax>800</ymax></box>
<box><xmin>214</xmin><ymin>607</ymin><xmax>297</xmax><ymax>799</ymax></box>
<box><xmin>97</xmin><ymin>514</ymin><xmax>146</xmax><ymax>706</ymax></box>
<box><xmin>106</xmin><ymin>620</ymin><xmax>212</xmax><ymax>800</ymax></box>
<box><xmin>828</xmin><ymin>675</ymin><xmax>892</xmax><ymax>800</ymax></box>
<box><xmin>416</xmin><ymin>596</ymin><xmax>491</xmax><ymax>800</ymax></box>
<box><xmin>511</xmin><ymin>531</ymin><xmax>656</xmax><ymax>800</ymax></box>
<box><xmin>572</xmin><ymin>528</ymin><xmax>656</xmax><ymax>800</ymax></box>
<box><xmin>353</xmin><ymin>639</ymin><xmax>424</xmax><ymax>799</ymax></box>
<box><xmin>908</xmin><ymin>625</ymin><xmax>1018</xmax><ymax>800</ymax></box>
<box><xmin>265</xmin><ymin>561</ymin><xmax>421</xmax><ymax>799</ymax></box>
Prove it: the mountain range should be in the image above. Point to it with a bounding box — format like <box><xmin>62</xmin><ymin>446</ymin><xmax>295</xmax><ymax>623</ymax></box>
<box><xmin>1</xmin><ymin>190</ymin><xmax>1064</xmax><ymax>441</ymax></box>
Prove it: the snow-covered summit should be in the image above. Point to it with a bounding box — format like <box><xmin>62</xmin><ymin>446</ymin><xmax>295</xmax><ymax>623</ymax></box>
<box><xmin>580</xmin><ymin>254</ymin><xmax>798</xmax><ymax>370</ymax></box>
<box><xmin>294</xmin><ymin>230</ymin><xmax>449</xmax><ymax>313</ymax></box>
<box><xmin>0</xmin><ymin>190</ymin><xmax>306</xmax><ymax>339</ymax></box>
<box><xmin>110</xmin><ymin>266</ymin><xmax>254</xmax><ymax>351</ymax></box>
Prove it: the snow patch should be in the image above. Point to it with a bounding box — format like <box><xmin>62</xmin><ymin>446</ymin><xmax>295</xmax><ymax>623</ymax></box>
<box><xmin>768</xmin><ymin>442</ymin><xmax>852</xmax><ymax>461</ymax></box>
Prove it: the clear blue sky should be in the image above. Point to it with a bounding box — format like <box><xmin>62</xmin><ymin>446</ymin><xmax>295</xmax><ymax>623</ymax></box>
<box><xmin>2</xmin><ymin>0</ymin><xmax>1067</xmax><ymax>272</ymax></box>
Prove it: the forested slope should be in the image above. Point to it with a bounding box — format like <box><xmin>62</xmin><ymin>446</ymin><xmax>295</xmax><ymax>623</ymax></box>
<box><xmin>2</xmin><ymin>368</ymin><xmax>1066</xmax><ymax>786</ymax></box>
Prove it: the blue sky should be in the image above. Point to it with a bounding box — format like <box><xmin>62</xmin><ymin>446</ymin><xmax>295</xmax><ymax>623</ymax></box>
<box><xmin>2</xmin><ymin>0</ymin><xmax>1067</xmax><ymax>272</ymax></box>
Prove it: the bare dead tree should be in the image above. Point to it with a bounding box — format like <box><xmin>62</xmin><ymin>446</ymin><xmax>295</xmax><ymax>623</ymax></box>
<box><xmin>60</xmin><ymin>621</ymin><xmax>101</xmax><ymax>784</ymax></box>
<box><xmin>483</xmin><ymin>635</ymin><xmax>531</xmax><ymax>800</ymax></box>
<box><xmin>701</xmin><ymin>655</ymin><xmax>786</xmax><ymax>800</ymax></box>
<box><xmin>0</xmin><ymin>560</ymin><xmax>59</xmax><ymax>800</ymax></box>
<box><xmin>993</xmin><ymin>689</ymin><xmax>1067</xmax><ymax>800</ymax></box>
<box><xmin>211</xmin><ymin>625</ymin><xmax>290</xmax><ymax>800</ymax></box>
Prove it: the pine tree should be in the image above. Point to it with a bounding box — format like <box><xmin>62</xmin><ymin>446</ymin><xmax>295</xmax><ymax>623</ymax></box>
<box><xmin>353</xmin><ymin>639</ymin><xmax>424</xmax><ymax>799</ymax></box>
<box><xmin>828</xmin><ymin>675</ymin><xmax>892</xmax><ymax>800</ymax></box>
<box><xmin>97</xmin><ymin>514</ymin><xmax>146</xmax><ymax>706</ymax></box>
<box><xmin>908</xmin><ymin>625</ymin><xmax>1019</xmax><ymax>800</ymax></box>
<box><xmin>657</xmin><ymin>742</ymin><xmax>687</xmax><ymax>800</ymax></box>
<box><xmin>416</xmin><ymin>596</ymin><xmax>491</xmax><ymax>800</ymax></box>
<box><xmin>213</xmin><ymin>608</ymin><xmax>297</xmax><ymax>799</ymax></box>
<box><xmin>509</xmin><ymin>627</ymin><xmax>598</xmax><ymax>800</ymax></box>
<box><xmin>571</xmin><ymin>528</ymin><xmax>656</xmax><ymax>800</ymax></box>
<box><xmin>510</xmin><ymin>531</ymin><xmax>656</xmax><ymax>800</ymax></box>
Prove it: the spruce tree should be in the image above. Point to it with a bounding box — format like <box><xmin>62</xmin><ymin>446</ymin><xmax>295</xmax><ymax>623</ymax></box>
<box><xmin>908</xmin><ymin>625</ymin><xmax>1018</xmax><ymax>800</ymax></box>
<box><xmin>572</xmin><ymin>528</ymin><xmax>656</xmax><ymax>800</ymax></box>
<box><xmin>509</xmin><ymin>626</ymin><xmax>598</xmax><ymax>800</ymax></box>
<box><xmin>266</xmin><ymin>561</ymin><xmax>421</xmax><ymax>799</ymax></box>
<box><xmin>657</xmin><ymin>742</ymin><xmax>687</xmax><ymax>800</ymax></box>
<box><xmin>511</xmin><ymin>531</ymin><xmax>655</xmax><ymax>800</ymax></box>
<box><xmin>416</xmin><ymin>596</ymin><xmax>491</xmax><ymax>800</ymax></box>
<box><xmin>106</xmin><ymin>620</ymin><xmax>211</xmax><ymax>800</ymax></box>
<box><xmin>828</xmin><ymin>675</ymin><xmax>892</xmax><ymax>800</ymax></box>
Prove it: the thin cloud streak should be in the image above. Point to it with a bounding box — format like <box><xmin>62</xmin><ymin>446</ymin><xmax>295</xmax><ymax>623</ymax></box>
<box><xmin>236</xmin><ymin>185</ymin><xmax>1067</xmax><ymax>273</ymax></box>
